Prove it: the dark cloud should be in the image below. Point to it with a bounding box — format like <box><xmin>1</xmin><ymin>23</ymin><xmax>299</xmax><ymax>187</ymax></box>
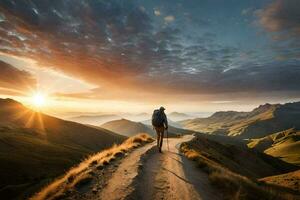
<box><xmin>257</xmin><ymin>0</ymin><xmax>300</xmax><ymax>56</ymax></box>
<box><xmin>0</xmin><ymin>60</ymin><xmax>36</xmax><ymax>92</ymax></box>
<box><xmin>258</xmin><ymin>0</ymin><xmax>300</xmax><ymax>35</ymax></box>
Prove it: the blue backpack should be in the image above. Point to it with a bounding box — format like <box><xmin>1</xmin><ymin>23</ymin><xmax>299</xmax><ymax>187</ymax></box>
<box><xmin>152</xmin><ymin>109</ymin><xmax>164</xmax><ymax>127</ymax></box>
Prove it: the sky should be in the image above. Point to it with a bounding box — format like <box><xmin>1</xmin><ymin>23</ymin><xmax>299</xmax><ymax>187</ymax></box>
<box><xmin>0</xmin><ymin>0</ymin><xmax>299</xmax><ymax>115</ymax></box>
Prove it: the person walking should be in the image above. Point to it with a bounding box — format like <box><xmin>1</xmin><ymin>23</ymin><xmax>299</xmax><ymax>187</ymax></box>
<box><xmin>152</xmin><ymin>106</ymin><xmax>168</xmax><ymax>153</ymax></box>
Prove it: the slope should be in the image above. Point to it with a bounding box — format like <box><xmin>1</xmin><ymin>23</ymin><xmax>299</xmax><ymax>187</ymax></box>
<box><xmin>0</xmin><ymin>98</ymin><xmax>126</xmax><ymax>199</ymax></box>
<box><xmin>180</xmin><ymin>133</ymin><xmax>300</xmax><ymax>199</ymax></box>
<box><xmin>260</xmin><ymin>170</ymin><xmax>300</xmax><ymax>192</ymax></box>
<box><xmin>248</xmin><ymin>128</ymin><xmax>300</xmax><ymax>165</ymax></box>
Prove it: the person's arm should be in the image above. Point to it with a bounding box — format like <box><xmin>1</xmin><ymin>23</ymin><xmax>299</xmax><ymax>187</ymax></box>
<box><xmin>164</xmin><ymin>113</ymin><xmax>168</xmax><ymax>129</ymax></box>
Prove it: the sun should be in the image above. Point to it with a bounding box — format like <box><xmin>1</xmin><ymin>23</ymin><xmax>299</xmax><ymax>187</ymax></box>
<box><xmin>32</xmin><ymin>93</ymin><xmax>46</xmax><ymax>107</ymax></box>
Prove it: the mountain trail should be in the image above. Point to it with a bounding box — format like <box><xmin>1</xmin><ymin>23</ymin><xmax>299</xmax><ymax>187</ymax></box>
<box><xmin>68</xmin><ymin>135</ymin><xmax>221</xmax><ymax>200</ymax></box>
<box><xmin>100</xmin><ymin>135</ymin><xmax>221</xmax><ymax>200</ymax></box>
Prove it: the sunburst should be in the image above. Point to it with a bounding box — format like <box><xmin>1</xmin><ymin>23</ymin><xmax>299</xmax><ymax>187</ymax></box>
<box><xmin>32</xmin><ymin>93</ymin><xmax>46</xmax><ymax>107</ymax></box>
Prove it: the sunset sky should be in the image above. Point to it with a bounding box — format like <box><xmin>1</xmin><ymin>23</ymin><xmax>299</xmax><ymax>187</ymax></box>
<box><xmin>0</xmin><ymin>0</ymin><xmax>299</xmax><ymax>115</ymax></box>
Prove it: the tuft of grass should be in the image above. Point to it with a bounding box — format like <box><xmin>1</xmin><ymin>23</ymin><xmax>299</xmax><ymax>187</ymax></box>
<box><xmin>184</xmin><ymin>149</ymin><xmax>200</xmax><ymax>161</ymax></box>
<box><xmin>31</xmin><ymin>134</ymin><xmax>154</xmax><ymax>200</ymax></box>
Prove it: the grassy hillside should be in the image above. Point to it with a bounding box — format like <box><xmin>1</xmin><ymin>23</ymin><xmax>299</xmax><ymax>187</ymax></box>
<box><xmin>182</xmin><ymin>134</ymin><xmax>297</xmax><ymax>179</ymax></box>
<box><xmin>101</xmin><ymin>118</ymin><xmax>195</xmax><ymax>137</ymax></box>
<box><xmin>260</xmin><ymin>170</ymin><xmax>300</xmax><ymax>192</ymax></box>
<box><xmin>0</xmin><ymin>98</ymin><xmax>126</xmax><ymax>199</ymax></box>
<box><xmin>248</xmin><ymin>128</ymin><xmax>300</xmax><ymax>166</ymax></box>
<box><xmin>179</xmin><ymin>102</ymin><xmax>300</xmax><ymax>139</ymax></box>
<box><xmin>180</xmin><ymin>133</ymin><xmax>300</xmax><ymax>199</ymax></box>
<box><xmin>32</xmin><ymin>134</ymin><xmax>154</xmax><ymax>200</ymax></box>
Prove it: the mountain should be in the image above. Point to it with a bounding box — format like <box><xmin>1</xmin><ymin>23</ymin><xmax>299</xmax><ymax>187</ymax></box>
<box><xmin>0</xmin><ymin>98</ymin><xmax>126</xmax><ymax>199</ymax></box>
<box><xmin>101</xmin><ymin>119</ymin><xmax>155</xmax><ymax>137</ymax></box>
<box><xmin>179</xmin><ymin>102</ymin><xmax>300</xmax><ymax>138</ymax></box>
<box><xmin>69</xmin><ymin>114</ymin><xmax>121</xmax><ymax>125</ymax></box>
<box><xmin>168</xmin><ymin>112</ymin><xmax>192</xmax><ymax>121</ymax></box>
<box><xmin>101</xmin><ymin>119</ymin><xmax>195</xmax><ymax>137</ymax></box>
<box><xmin>248</xmin><ymin>128</ymin><xmax>300</xmax><ymax>166</ymax></box>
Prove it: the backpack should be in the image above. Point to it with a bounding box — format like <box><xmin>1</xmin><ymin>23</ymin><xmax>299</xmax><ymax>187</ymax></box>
<box><xmin>152</xmin><ymin>109</ymin><xmax>164</xmax><ymax>127</ymax></box>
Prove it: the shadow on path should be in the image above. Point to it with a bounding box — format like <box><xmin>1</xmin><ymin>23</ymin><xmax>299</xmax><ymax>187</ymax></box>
<box><xmin>162</xmin><ymin>167</ymin><xmax>192</xmax><ymax>184</ymax></box>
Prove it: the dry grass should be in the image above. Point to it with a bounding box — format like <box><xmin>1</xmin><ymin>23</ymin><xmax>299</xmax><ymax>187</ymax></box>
<box><xmin>181</xmin><ymin>143</ymin><xmax>298</xmax><ymax>200</ymax></box>
<box><xmin>260</xmin><ymin>170</ymin><xmax>300</xmax><ymax>192</ymax></box>
<box><xmin>31</xmin><ymin>134</ymin><xmax>154</xmax><ymax>200</ymax></box>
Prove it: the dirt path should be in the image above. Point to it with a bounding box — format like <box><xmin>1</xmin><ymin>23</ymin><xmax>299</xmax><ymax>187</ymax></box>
<box><xmin>98</xmin><ymin>142</ymin><xmax>156</xmax><ymax>200</ymax></box>
<box><xmin>99</xmin><ymin>135</ymin><xmax>221</xmax><ymax>200</ymax></box>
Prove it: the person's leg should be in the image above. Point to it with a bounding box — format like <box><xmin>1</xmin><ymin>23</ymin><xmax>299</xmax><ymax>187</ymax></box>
<box><xmin>158</xmin><ymin>132</ymin><xmax>161</xmax><ymax>152</ymax></box>
<box><xmin>159</xmin><ymin>128</ymin><xmax>164</xmax><ymax>152</ymax></box>
<box><xmin>155</xmin><ymin>129</ymin><xmax>160</xmax><ymax>149</ymax></box>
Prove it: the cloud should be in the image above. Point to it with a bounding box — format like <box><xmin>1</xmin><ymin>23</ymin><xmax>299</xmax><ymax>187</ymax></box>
<box><xmin>0</xmin><ymin>60</ymin><xmax>36</xmax><ymax>92</ymax></box>
<box><xmin>256</xmin><ymin>0</ymin><xmax>300</xmax><ymax>60</ymax></box>
<box><xmin>0</xmin><ymin>0</ymin><xmax>299</xmax><ymax>102</ymax></box>
<box><xmin>164</xmin><ymin>15</ymin><xmax>175</xmax><ymax>23</ymax></box>
<box><xmin>258</xmin><ymin>0</ymin><xmax>300</xmax><ymax>34</ymax></box>
<box><xmin>154</xmin><ymin>9</ymin><xmax>161</xmax><ymax>16</ymax></box>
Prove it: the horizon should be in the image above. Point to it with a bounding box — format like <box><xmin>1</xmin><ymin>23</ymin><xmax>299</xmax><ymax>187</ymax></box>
<box><xmin>0</xmin><ymin>0</ymin><xmax>300</xmax><ymax>115</ymax></box>
<box><xmin>1</xmin><ymin>97</ymin><xmax>299</xmax><ymax>121</ymax></box>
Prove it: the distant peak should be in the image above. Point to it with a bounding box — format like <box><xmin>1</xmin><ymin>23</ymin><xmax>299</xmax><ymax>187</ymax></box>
<box><xmin>169</xmin><ymin>112</ymin><xmax>189</xmax><ymax>116</ymax></box>
<box><xmin>117</xmin><ymin>118</ymin><xmax>135</xmax><ymax>123</ymax></box>
<box><xmin>252</xmin><ymin>103</ymin><xmax>280</xmax><ymax>113</ymax></box>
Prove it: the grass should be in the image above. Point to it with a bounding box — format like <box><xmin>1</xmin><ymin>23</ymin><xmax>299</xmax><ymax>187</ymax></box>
<box><xmin>260</xmin><ymin>170</ymin><xmax>300</xmax><ymax>192</ymax></box>
<box><xmin>31</xmin><ymin>133</ymin><xmax>154</xmax><ymax>200</ymax></box>
<box><xmin>181</xmin><ymin>142</ymin><xmax>299</xmax><ymax>200</ymax></box>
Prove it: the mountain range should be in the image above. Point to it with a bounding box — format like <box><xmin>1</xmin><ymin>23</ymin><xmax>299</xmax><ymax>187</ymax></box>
<box><xmin>179</xmin><ymin>102</ymin><xmax>300</xmax><ymax>139</ymax></box>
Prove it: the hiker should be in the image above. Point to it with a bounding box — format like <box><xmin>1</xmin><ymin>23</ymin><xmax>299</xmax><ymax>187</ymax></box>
<box><xmin>152</xmin><ymin>106</ymin><xmax>168</xmax><ymax>153</ymax></box>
